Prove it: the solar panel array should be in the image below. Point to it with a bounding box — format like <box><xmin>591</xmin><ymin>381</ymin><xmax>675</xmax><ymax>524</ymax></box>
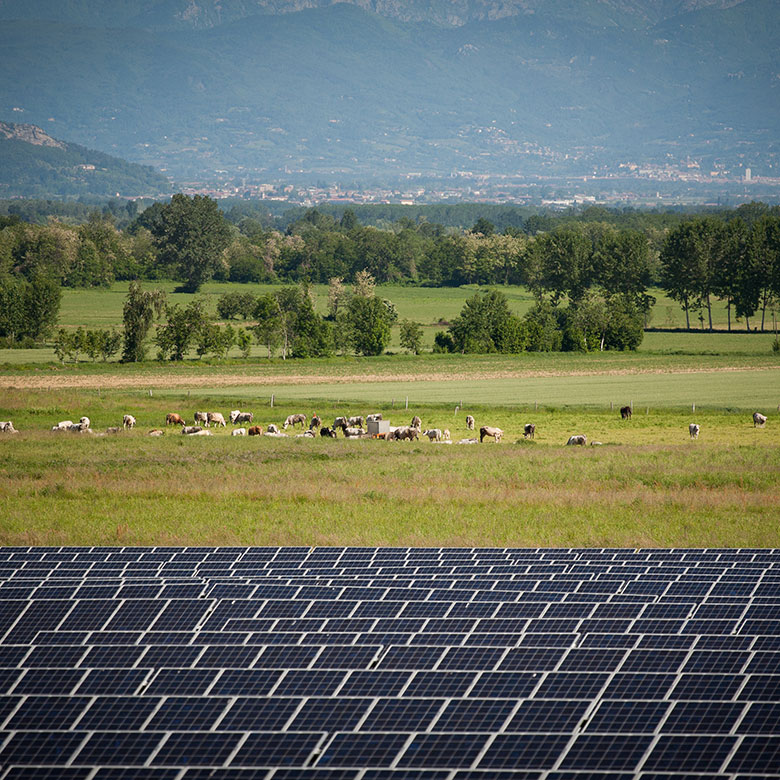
<box><xmin>1</xmin><ymin>547</ymin><xmax>779</xmax><ymax>779</ymax></box>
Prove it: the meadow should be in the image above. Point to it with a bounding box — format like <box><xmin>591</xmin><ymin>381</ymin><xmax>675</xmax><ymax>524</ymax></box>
<box><xmin>1</xmin><ymin>390</ymin><xmax>778</xmax><ymax>549</ymax></box>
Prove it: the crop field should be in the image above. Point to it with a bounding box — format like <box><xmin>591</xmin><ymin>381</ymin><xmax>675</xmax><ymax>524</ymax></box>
<box><xmin>1</xmin><ymin>387</ymin><xmax>778</xmax><ymax>549</ymax></box>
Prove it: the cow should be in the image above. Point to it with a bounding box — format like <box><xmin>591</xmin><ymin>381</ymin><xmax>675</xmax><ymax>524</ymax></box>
<box><xmin>347</xmin><ymin>416</ymin><xmax>364</xmax><ymax>428</ymax></box>
<box><xmin>366</xmin><ymin>413</ymin><xmax>382</xmax><ymax>423</ymax></box>
<box><xmin>333</xmin><ymin>416</ymin><xmax>348</xmax><ymax>429</ymax></box>
<box><xmin>166</xmin><ymin>413</ymin><xmax>185</xmax><ymax>426</ymax></box>
<box><xmin>148</xmin><ymin>429</ymin><xmax>164</xmax><ymax>437</ymax></box>
<box><xmin>458</xmin><ymin>438</ymin><xmax>479</xmax><ymax>445</ymax></box>
<box><xmin>0</xmin><ymin>421</ymin><xmax>18</xmax><ymax>434</ymax></box>
<box><xmin>753</xmin><ymin>412</ymin><xmax>768</xmax><ymax>428</ymax></box>
<box><xmin>266</xmin><ymin>424</ymin><xmax>280</xmax><ymax>434</ymax></box>
<box><xmin>105</xmin><ymin>427</ymin><xmax>122</xmax><ymax>435</ymax></box>
<box><xmin>283</xmin><ymin>413</ymin><xmax>307</xmax><ymax>430</ymax></box>
<box><xmin>423</xmin><ymin>429</ymin><xmax>443</xmax><ymax>442</ymax></box>
<box><xmin>480</xmin><ymin>426</ymin><xmax>503</xmax><ymax>443</ymax></box>
<box><xmin>309</xmin><ymin>414</ymin><xmax>321</xmax><ymax>430</ymax></box>
<box><xmin>465</xmin><ymin>415</ymin><xmax>475</xmax><ymax>430</ymax></box>
<box><xmin>391</xmin><ymin>426</ymin><xmax>419</xmax><ymax>441</ymax></box>
<box><xmin>264</xmin><ymin>430</ymin><xmax>288</xmax><ymax>438</ymax></box>
<box><xmin>182</xmin><ymin>425</ymin><xmax>203</xmax><ymax>435</ymax></box>
<box><xmin>297</xmin><ymin>430</ymin><xmax>316</xmax><ymax>438</ymax></box>
<box><xmin>689</xmin><ymin>423</ymin><xmax>700</xmax><ymax>439</ymax></box>
<box><xmin>232</xmin><ymin>428</ymin><xmax>247</xmax><ymax>436</ymax></box>
<box><xmin>194</xmin><ymin>411</ymin><xmax>209</xmax><ymax>426</ymax></box>
<box><xmin>566</xmin><ymin>435</ymin><xmax>587</xmax><ymax>446</ymax></box>
<box><xmin>320</xmin><ymin>426</ymin><xmax>338</xmax><ymax>438</ymax></box>
<box><xmin>52</xmin><ymin>420</ymin><xmax>74</xmax><ymax>431</ymax></box>
<box><xmin>411</xmin><ymin>416</ymin><xmax>422</xmax><ymax>429</ymax></box>
<box><xmin>341</xmin><ymin>425</ymin><xmax>365</xmax><ymax>438</ymax></box>
<box><xmin>230</xmin><ymin>410</ymin><xmax>253</xmax><ymax>425</ymax></box>
<box><xmin>248</xmin><ymin>426</ymin><xmax>264</xmax><ymax>436</ymax></box>
<box><xmin>523</xmin><ymin>423</ymin><xmax>536</xmax><ymax>439</ymax></box>
<box><xmin>442</xmin><ymin>429</ymin><xmax>451</xmax><ymax>441</ymax></box>
<box><xmin>207</xmin><ymin>412</ymin><xmax>226</xmax><ymax>428</ymax></box>
<box><xmin>591</xmin><ymin>441</ymin><xmax>603</xmax><ymax>446</ymax></box>
<box><xmin>620</xmin><ymin>405</ymin><xmax>632</xmax><ymax>420</ymax></box>
<box><xmin>122</xmin><ymin>415</ymin><xmax>136</xmax><ymax>430</ymax></box>
<box><xmin>189</xmin><ymin>429</ymin><xmax>213</xmax><ymax>436</ymax></box>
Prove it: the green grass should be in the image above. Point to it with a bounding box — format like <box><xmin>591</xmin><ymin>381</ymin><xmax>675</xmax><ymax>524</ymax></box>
<box><xmin>1</xmin><ymin>391</ymin><xmax>778</xmax><ymax>548</ymax></box>
<box><xmin>5</xmin><ymin>281</ymin><xmax>774</xmax><ymax>366</ymax></box>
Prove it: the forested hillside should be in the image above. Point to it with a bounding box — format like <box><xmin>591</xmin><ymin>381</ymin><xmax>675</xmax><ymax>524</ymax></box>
<box><xmin>0</xmin><ymin>122</ymin><xmax>170</xmax><ymax>198</ymax></box>
<box><xmin>0</xmin><ymin>1</ymin><xmax>776</xmax><ymax>180</ymax></box>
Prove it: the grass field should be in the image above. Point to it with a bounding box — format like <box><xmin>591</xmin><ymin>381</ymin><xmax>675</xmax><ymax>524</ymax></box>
<box><xmin>3</xmin><ymin>281</ymin><xmax>777</xmax><ymax>365</ymax></box>
<box><xmin>1</xmin><ymin>391</ymin><xmax>778</xmax><ymax>548</ymax></box>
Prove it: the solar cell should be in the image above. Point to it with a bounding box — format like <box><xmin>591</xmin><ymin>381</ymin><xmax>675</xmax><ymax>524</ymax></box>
<box><xmin>477</xmin><ymin>734</ymin><xmax>571</xmax><ymax>770</ymax></box>
<box><xmin>315</xmin><ymin>732</ymin><xmax>409</xmax><ymax>767</ymax></box>
<box><xmin>396</xmin><ymin>733</ymin><xmax>487</xmax><ymax>768</ymax></box>
<box><xmin>641</xmin><ymin>735</ymin><xmax>738</xmax><ymax>773</ymax></box>
<box><xmin>361</xmin><ymin>697</ymin><xmax>446</xmax><ymax>731</ymax></box>
<box><xmin>558</xmin><ymin>734</ymin><xmax>654</xmax><ymax>771</ymax></box>
<box><xmin>0</xmin><ymin>731</ymin><xmax>86</xmax><ymax>765</ymax></box>
<box><xmin>71</xmin><ymin>731</ymin><xmax>165</xmax><ymax>766</ymax></box>
<box><xmin>505</xmin><ymin>698</ymin><xmax>589</xmax><ymax>732</ymax></box>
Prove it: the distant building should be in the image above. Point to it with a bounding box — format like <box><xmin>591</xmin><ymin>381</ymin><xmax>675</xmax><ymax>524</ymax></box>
<box><xmin>745</xmin><ymin>168</ymin><xmax>752</xmax><ymax>182</ymax></box>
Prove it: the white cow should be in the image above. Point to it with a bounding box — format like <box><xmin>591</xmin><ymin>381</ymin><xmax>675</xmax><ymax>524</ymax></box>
<box><xmin>0</xmin><ymin>421</ymin><xmax>18</xmax><ymax>433</ymax></box>
<box><xmin>753</xmin><ymin>412</ymin><xmax>767</xmax><ymax>428</ymax></box>
<box><xmin>189</xmin><ymin>429</ymin><xmax>213</xmax><ymax>436</ymax></box>
<box><xmin>458</xmin><ymin>438</ymin><xmax>479</xmax><ymax>445</ymax></box>
<box><xmin>148</xmin><ymin>429</ymin><xmax>165</xmax><ymax>437</ymax></box>
<box><xmin>423</xmin><ymin>429</ymin><xmax>443</xmax><ymax>442</ymax></box>
<box><xmin>207</xmin><ymin>412</ymin><xmax>226</xmax><ymax>428</ymax></box>
<box><xmin>230</xmin><ymin>410</ymin><xmax>253</xmax><ymax>424</ymax></box>
<box><xmin>232</xmin><ymin>428</ymin><xmax>247</xmax><ymax>436</ymax></box>
<box><xmin>566</xmin><ymin>434</ymin><xmax>587</xmax><ymax>446</ymax></box>
<box><xmin>182</xmin><ymin>425</ymin><xmax>203</xmax><ymax>435</ymax></box>
<box><xmin>194</xmin><ymin>411</ymin><xmax>209</xmax><ymax>426</ymax></box>
<box><xmin>366</xmin><ymin>413</ymin><xmax>383</xmax><ymax>423</ymax></box>
<box><xmin>79</xmin><ymin>416</ymin><xmax>90</xmax><ymax>428</ymax></box>
<box><xmin>480</xmin><ymin>426</ymin><xmax>503</xmax><ymax>443</ymax></box>
<box><xmin>689</xmin><ymin>423</ymin><xmax>700</xmax><ymax>439</ymax></box>
<box><xmin>123</xmin><ymin>415</ymin><xmax>136</xmax><ymax>430</ymax></box>
<box><xmin>465</xmin><ymin>415</ymin><xmax>475</xmax><ymax>430</ymax></box>
<box><xmin>442</xmin><ymin>429</ymin><xmax>451</xmax><ymax>441</ymax></box>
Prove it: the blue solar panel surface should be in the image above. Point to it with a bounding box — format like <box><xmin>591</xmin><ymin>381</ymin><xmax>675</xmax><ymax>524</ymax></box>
<box><xmin>0</xmin><ymin>546</ymin><xmax>779</xmax><ymax>778</ymax></box>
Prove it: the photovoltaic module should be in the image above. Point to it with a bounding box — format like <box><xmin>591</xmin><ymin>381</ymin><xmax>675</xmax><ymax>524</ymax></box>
<box><xmin>0</xmin><ymin>546</ymin><xmax>778</xmax><ymax>778</ymax></box>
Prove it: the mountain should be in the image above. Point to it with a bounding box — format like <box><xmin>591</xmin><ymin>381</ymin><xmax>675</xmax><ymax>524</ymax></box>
<box><xmin>0</xmin><ymin>0</ymin><xmax>776</xmax><ymax>183</ymax></box>
<box><xmin>0</xmin><ymin>0</ymin><xmax>747</xmax><ymax>29</ymax></box>
<box><xmin>0</xmin><ymin>121</ymin><xmax>171</xmax><ymax>197</ymax></box>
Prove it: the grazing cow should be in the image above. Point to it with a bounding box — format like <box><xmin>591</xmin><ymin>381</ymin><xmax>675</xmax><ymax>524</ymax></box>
<box><xmin>309</xmin><ymin>414</ymin><xmax>321</xmax><ymax>430</ymax></box>
<box><xmin>320</xmin><ymin>426</ymin><xmax>338</xmax><ymax>438</ymax></box>
<box><xmin>232</xmin><ymin>428</ymin><xmax>247</xmax><ymax>436</ymax></box>
<box><xmin>347</xmin><ymin>416</ymin><xmax>364</xmax><ymax>428</ymax></box>
<box><xmin>689</xmin><ymin>423</ymin><xmax>700</xmax><ymax>439</ymax></box>
<box><xmin>523</xmin><ymin>423</ymin><xmax>536</xmax><ymax>439</ymax></box>
<box><xmin>333</xmin><ymin>416</ymin><xmax>348</xmax><ymax>429</ymax></box>
<box><xmin>283</xmin><ymin>413</ymin><xmax>307</xmax><ymax>430</ymax></box>
<box><xmin>753</xmin><ymin>412</ymin><xmax>768</xmax><ymax>428</ymax></box>
<box><xmin>442</xmin><ymin>429</ymin><xmax>451</xmax><ymax>441</ymax></box>
<box><xmin>194</xmin><ymin>411</ymin><xmax>209</xmax><ymax>426</ymax></box>
<box><xmin>423</xmin><ymin>429</ymin><xmax>443</xmax><ymax>442</ymax></box>
<box><xmin>566</xmin><ymin>435</ymin><xmax>587</xmax><ymax>446</ymax></box>
<box><xmin>182</xmin><ymin>425</ymin><xmax>203</xmax><ymax>435</ymax></box>
<box><xmin>458</xmin><ymin>438</ymin><xmax>479</xmax><ymax>445</ymax></box>
<box><xmin>391</xmin><ymin>426</ymin><xmax>419</xmax><ymax>441</ymax></box>
<box><xmin>207</xmin><ymin>412</ymin><xmax>226</xmax><ymax>428</ymax></box>
<box><xmin>480</xmin><ymin>426</ymin><xmax>503</xmax><ymax>443</ymax></box>
<box><xmin>411</xmin><ymin>416</ymin><xmax>422</xmax><ymax>429</ymax></box>
<box><xmin>123</xmin><ymin>415</ymin><xmax>136</xmax><ymax>430</ymax></box>
<box><xmin>248</xmin><ymin>426</ymin><xmax>264</xmax><ymax>436</ymax></box>
<box><xmin>148</xmin><ymin>429</ymin><xmax>164</xmax><ymax>437</ymax></box>
<box><xmin>230</xmin><ymin>410</ymin><xmax>253</xmax><ymax>424</ymax></box>
<box><xmin>366</xmin><ymin>413</ymin><xmax>382</xmax><ymax>423</ymax></box>
<box><xmin>0</xmin><ymin>421</ymin><xmax>18</xmax><ymax>433</ymax></box>
<box><xmin>620</xmin><ymin>406</ymin><xmax>632</xmax><ymax>420</ymax></box>
<box><xmin>266</xmin><ymin>423</ymin><xmax>280</xmax><ymax>434</ymax></box>
<box><xmin>466</xmin><ymin>415</ymin><xmax>475</xmax><ymax>430</ymax></box>
<box><xmin>166</xmin><ymin>413</ymin><xmax>185</xmax><ymax>426</ymax></box>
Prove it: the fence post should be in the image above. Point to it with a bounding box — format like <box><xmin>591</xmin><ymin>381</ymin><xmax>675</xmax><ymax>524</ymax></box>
<box><xmin>405</xmin><ymin>397</ymin><xmax>408</xmax><ymax>410</ymax></box>
<box><xmin>646</xmin><ymin>407</ymin><xmax>649</xmax><ymax>415</ymax></box>
<box><xmin>149</xmin><ymin>389</ymin><xmax>153</xmax><ymax>397</ymax></box>
<box><xmin>535</xmin><ymin>400</ymin><xmax>538</xmax><ymax>411</ymax></box>
<box><xmin>610</xmin><ymin>401</ymin><xmax>613</xmax><ymax>411</ymax></box>
<box><xmin>692</xmin><ymin>403</ymin><xmax>695</xmax><ymax>413</ymax></box>
<box><xmin>392</xmin><ymin>399</ymin><xmax>395</xmax><ymax>409</ymax></box>
<box><xmin>271</xmin><ymin>395</ymin><xmax>274</xmax><ymax>408</ymax></box>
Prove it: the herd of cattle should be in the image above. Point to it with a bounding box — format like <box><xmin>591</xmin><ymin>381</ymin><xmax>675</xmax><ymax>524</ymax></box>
<box><xmin>0</xmin><ymin>409</ymin><xmax>770</xmax><ymax>443</ymax></box>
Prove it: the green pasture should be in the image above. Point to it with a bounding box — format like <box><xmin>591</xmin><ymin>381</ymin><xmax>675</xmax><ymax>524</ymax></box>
<box><xmin>2</xmin><ymin>281</ymin><xmax>769</xmax><ymax>365</ymax></box>
<box><xmin>1</xmin><ymin>391</ymin><xmax>778</xmax><ymax>548</ymax></box>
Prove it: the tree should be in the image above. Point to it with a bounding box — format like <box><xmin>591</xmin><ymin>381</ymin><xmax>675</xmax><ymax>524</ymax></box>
<box><xmin>154</xmin><ymin>298</ymin><xmax>209</xmax><ymax>361</ymax></box>
<box><xmin>346</xmin><ymin>295</ymin><xmax>396</xmax><ymax>356</ymax></box>
<box><xmin>253</xmin><ymin>293</ymin><xmax>283</xmax><ymax>358</ymax></box>
<box><xmin>399</xmin><ymin>319</ymin><xmax>423</xmax><ymax>354</ymax></box>
<box><xmin>237</xmin><ymin>329</ymin><xmax>252</xmax><ymax>358</ymax></box>
<box><xmin>529</xmin><ymin>226</ymin><xmax>593</xmax><ymax>304</ymax></box>
<box><xmin>471</xmin><ymin>218</ymin><xmax>495</xmax><ymax>236</ymax></box>
<box><xmin>21</xmin><ymin>273</ymin><xmax>61</xmax><ymax>341</ymax></box>
<box><xmin>660</xmin><ymin>221</ymin><xmax>707</xmax><ymax>330</ymax></box>
<box><xmin>448</xmin><ymin>290</ymin><xmax>526</xmax><ymax>354</ymax></box>
<box><xmin>121</xmin><ymin>282</ymin><xmax>166</xmax><ymax>362</ymax></box>
<box><xmin>749</xmin><ymin>216</ymin><xmax>780</xmax><ymax>331</ymax></box>
<box><xmin>592</xmin><ymin>228</ymin><xmax>654</xmax><ymax>316</ymax></box>
<box><xmin>217</xmin><ymin>291</ymin><xmax>256</xmax><ymax>320</ymax></box>
<box><xmin>151</xmin><ymin>194</ymin><xmax>232</xmax><ymax>292</ymax></box>
<box><xmin>327</xmin><ymin>276</ymin><xmax>347</xmax><ymax>319</ymax></box>
<box><xmin>352</xmin><ymin>269</ymin><xmax>377</xmax><ymax>298</ymax></box>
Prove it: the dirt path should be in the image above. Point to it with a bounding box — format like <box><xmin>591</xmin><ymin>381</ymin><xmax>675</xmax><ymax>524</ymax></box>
<box><xmin>0</xmin><ymin>364</ymin><xmax>775</xmax><ymax>390</ymax></box>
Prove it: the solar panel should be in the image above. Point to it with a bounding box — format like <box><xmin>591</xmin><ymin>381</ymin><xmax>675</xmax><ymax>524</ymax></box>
<box><xmin>3</xmin><ymin>546</ymin><xmax>780</xmax><ymax>777</ymax></box>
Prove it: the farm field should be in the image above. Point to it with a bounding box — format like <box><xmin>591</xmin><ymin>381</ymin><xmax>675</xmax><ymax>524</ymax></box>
<box><xmin>1</xmin><ymin>391</ymin><xmax>778</xmax><ymax>549</ymax></box>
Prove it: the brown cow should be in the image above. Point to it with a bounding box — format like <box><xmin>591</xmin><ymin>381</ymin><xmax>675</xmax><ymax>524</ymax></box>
<box><xmin>248</xmin><ymin>425</ymin><xmax>264</xmax><ymax>436</ymax></box>
<box><xmin>620</xmin><ymin>406</ymin><xmax>632</xmax><ymax>420</ymax></box>
<box><xmin>166</xmin><ymin>413</ymin><xmax>185</xmax><ymax>426</ymax></box>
